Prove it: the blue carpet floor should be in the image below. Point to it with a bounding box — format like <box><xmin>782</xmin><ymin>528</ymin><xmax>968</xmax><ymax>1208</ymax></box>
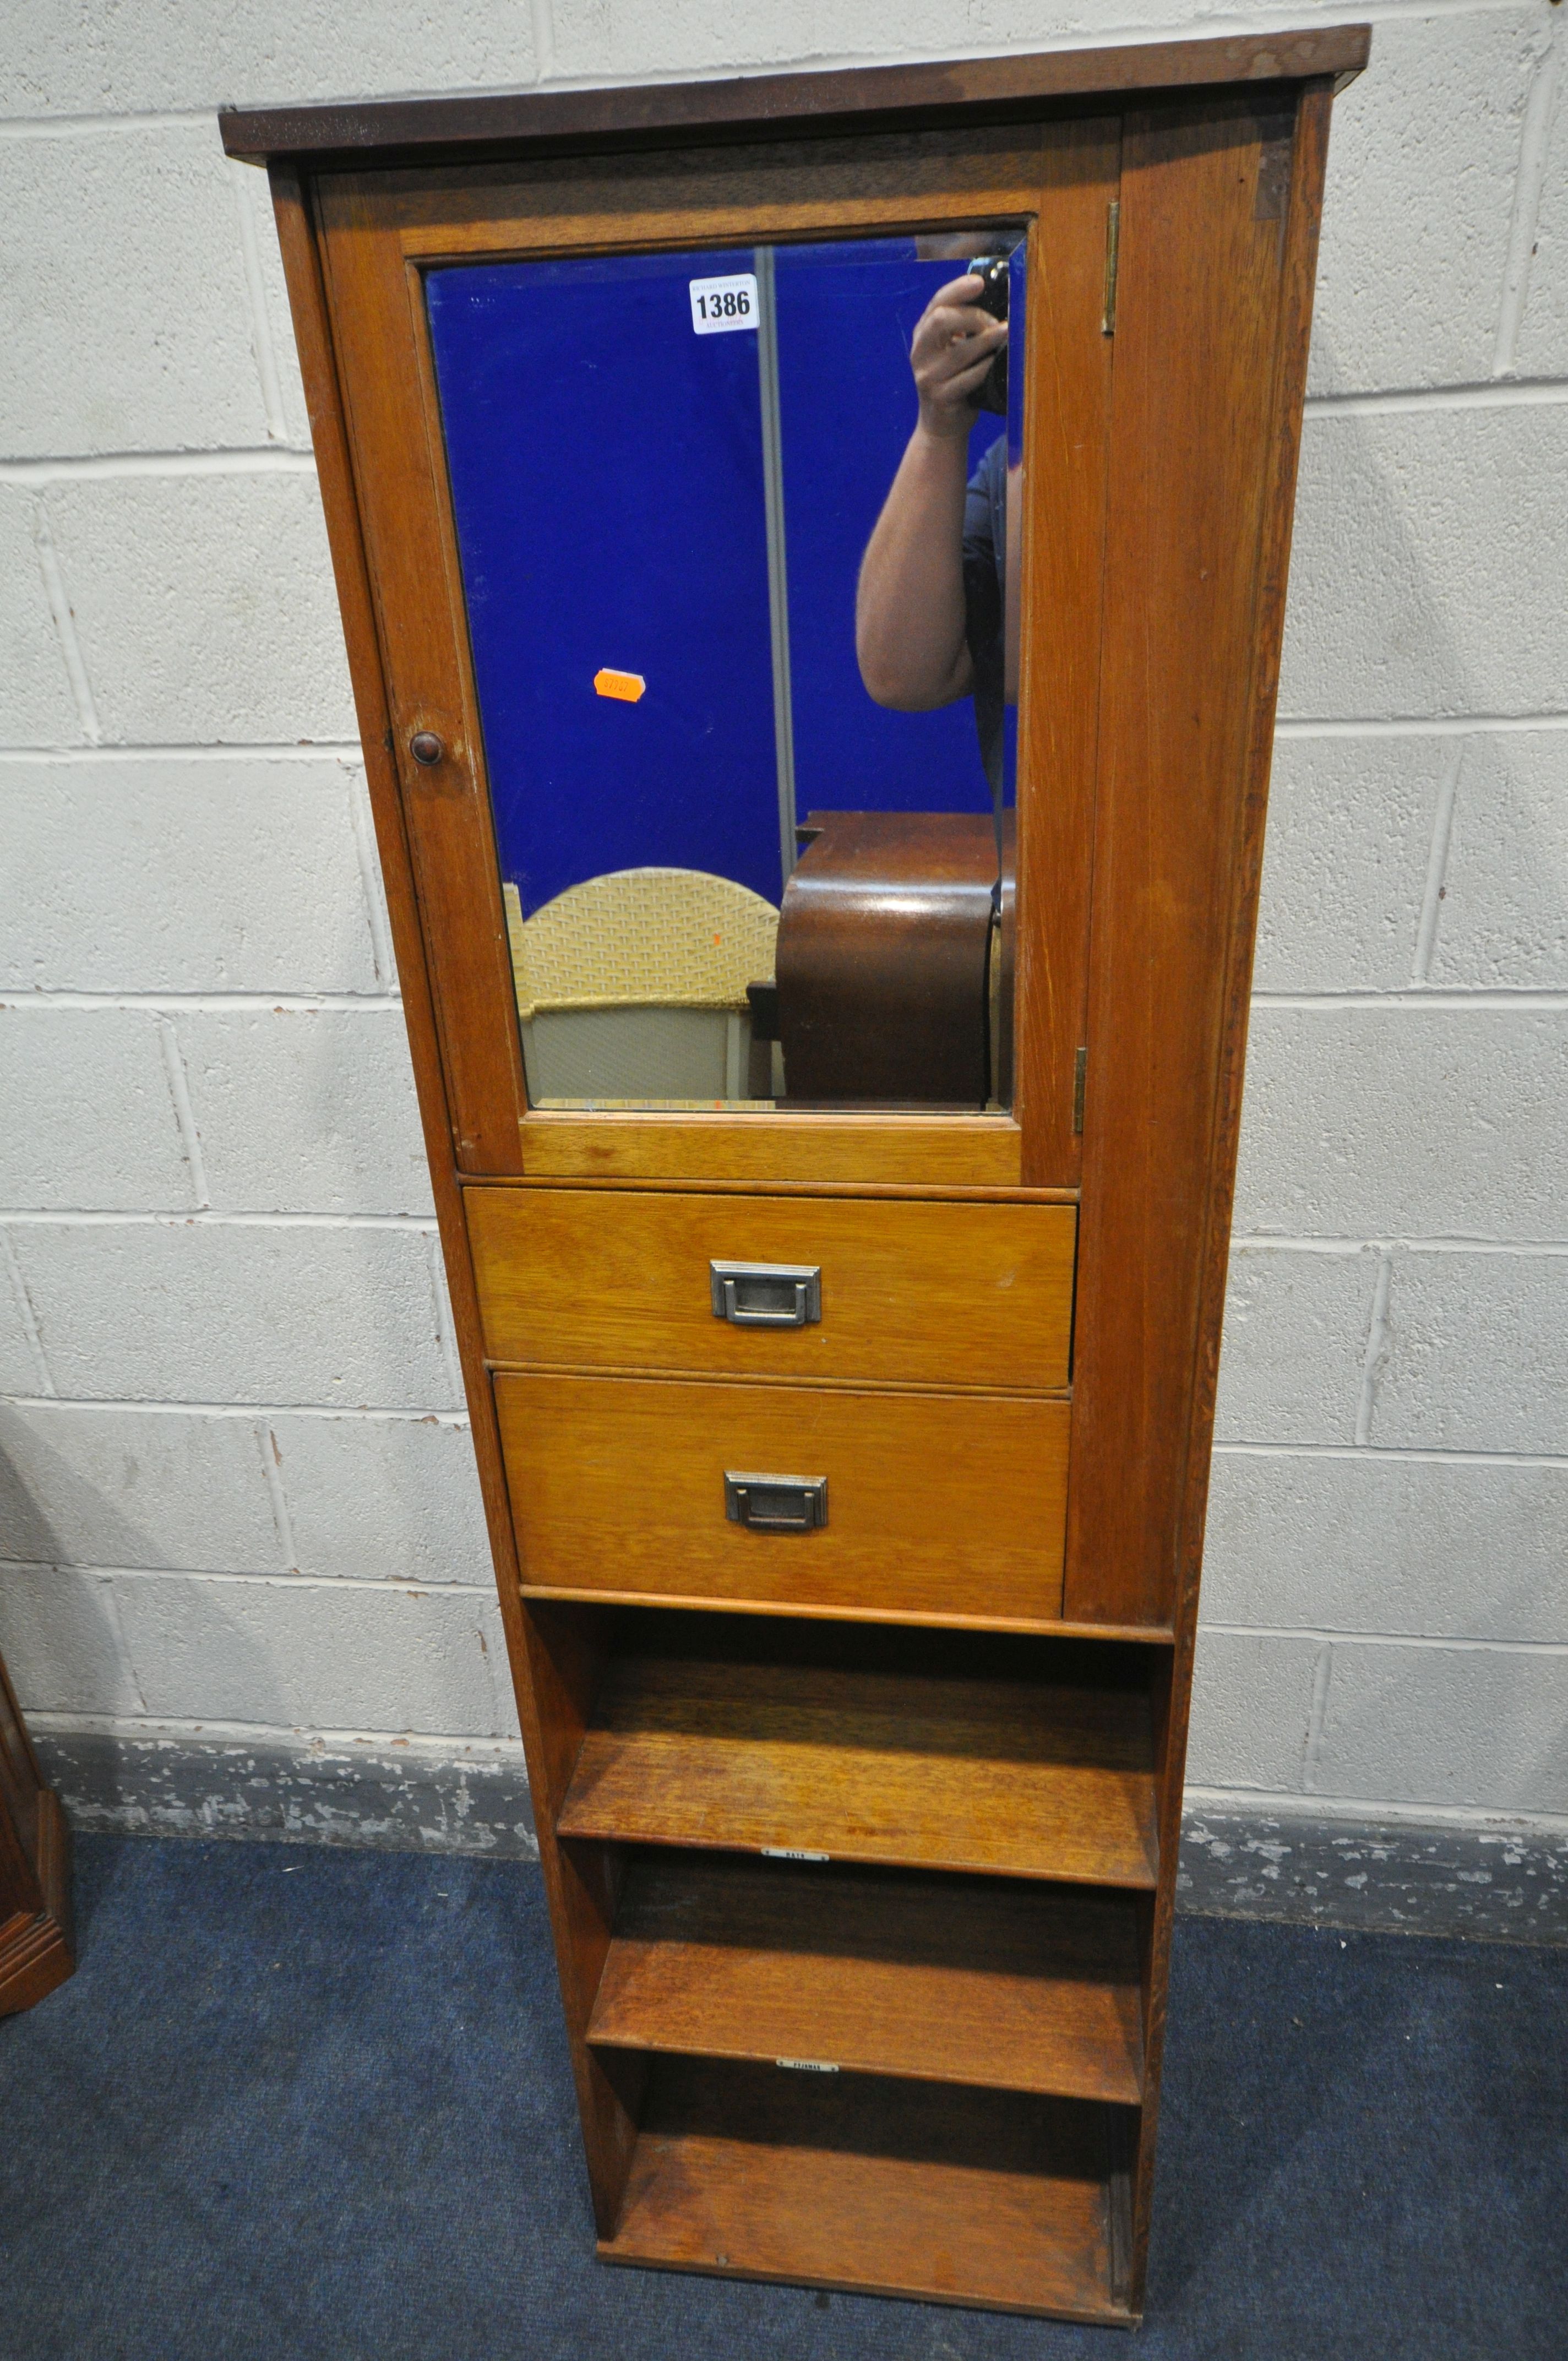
<box><xmin>1</xmin><ymin>1835</ymin><xmax>1564</xmax><ymax>2361</ymax></box>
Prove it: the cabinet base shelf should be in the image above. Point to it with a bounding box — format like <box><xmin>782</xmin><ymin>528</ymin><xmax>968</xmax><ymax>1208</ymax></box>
<box><xmin>602</xmin><ymin>2057</ymin><xmax>1136</xmax><ymax>2324</ymax></box>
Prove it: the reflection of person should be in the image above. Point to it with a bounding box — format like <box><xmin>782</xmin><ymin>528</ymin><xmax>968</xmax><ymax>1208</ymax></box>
<box><xmin>856</xmin><ymin>243</ymin><xmax>1021</xmax><ymax>800</ymax></box>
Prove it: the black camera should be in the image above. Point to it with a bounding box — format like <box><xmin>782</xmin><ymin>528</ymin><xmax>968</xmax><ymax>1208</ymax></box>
<box><xmin>970</xmin><ymin>253</ymin><xmax>1009</xmax><ymax>416</ymax></box>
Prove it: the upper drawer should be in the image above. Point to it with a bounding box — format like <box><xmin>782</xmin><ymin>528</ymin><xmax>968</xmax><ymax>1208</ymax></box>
<box><xmin>467</xmin><ymin>1187</ymin><xmax>1076</xmax><ymax>1391</ymax></box>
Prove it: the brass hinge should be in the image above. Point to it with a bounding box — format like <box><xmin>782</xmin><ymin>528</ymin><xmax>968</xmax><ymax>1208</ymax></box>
<box><xmin>1101</xmin><ymin>200</ymin><xmax>1120</xmax><ymax>336</ymax></box>
<box><xmin>1073</xmin><ymin>1046</ymin><xmax>1088</xmax><ymax>1134</ymax></box>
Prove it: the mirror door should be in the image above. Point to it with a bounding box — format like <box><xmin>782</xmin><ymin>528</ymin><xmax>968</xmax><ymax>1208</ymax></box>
<box><xmin>318</xmin><ymin>118</ymin><xmax>1118</xmax><ymax>1182</ymax></box>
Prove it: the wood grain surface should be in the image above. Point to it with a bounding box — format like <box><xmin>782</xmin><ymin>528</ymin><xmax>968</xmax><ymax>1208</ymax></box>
<box><xmin>0</xmin><ymin>1651</ymin><xmax>74</xmax><ymax>2016</ymax></box>
<box><xmin>774</xmin><ymin>811</ymin><xmax>997</xmax><ymax>1105</ymax></box>
<box><xmin>365</xmin><ymin>123</ymin><xmax>1075</xmax><ymax>251</ymax></box>
<box><xmin>1012</xmin><ymin>119</ymin><xmax>1119</xmax><ymax>1185</ymax></box>
<box><xmin>221</xmin><ymin>28</ymin><xmax>1370</xmax><ymax>168</ymax></box>
<box><xmin>515</xmin><ymin>1108</ymin><xmax>1023</xmax><ymax>1186</ymax></box>
<box><xmin>587</xmin><ymin>1849</ymin><xmax>1145</xmax><ymax>2103</ymax></box>
<box><xmin>558</xmin><ymin>1652</ymin><xmax>1157</xmax><ymax>1886</ymax></box>
<box><xmin>1065</xmin><ymin>95</ymin><xmax>1308</xmax><ymax>1630</ymax></box>
<box><xmin>317</xmin><ymin>176</ymin><xmax>530</xmax><ymax>1172</ymax></box>
<box><xmin>603</xmin><ymin>2058</ymin><xmax>1129</xmax><ymax>2321</ymax></box>
<box><xmin>496</xmin><ymin>1373</ymin><xmax>1069</xmax><ymax>1620</ymax></box>
<box><xmin>470</xmin><ymin>1185</ymin><xmax>1076</xmax><ymax>1389</ymax></box>
<box><xmin>1126</xmin><ymin>82</ymin><xmax>1338</xmax><ymax>2308</ymax></box>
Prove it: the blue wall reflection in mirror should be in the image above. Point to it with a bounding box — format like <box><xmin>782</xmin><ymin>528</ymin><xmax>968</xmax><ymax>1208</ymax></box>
<box><xmin>426</xmin><ymin>235</ymin><xmax>1021</xmax><ymax>919</ymax></box>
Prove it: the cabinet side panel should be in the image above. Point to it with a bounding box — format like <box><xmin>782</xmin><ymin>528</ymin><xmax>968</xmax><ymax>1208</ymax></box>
<box><xmin>1061</xmin><ymin>103</ymin><xmax>1329</xmax><ymax>2311</ymax></box>
<box><xmin>1064</xmin><ymin>96</ymin><xmax>1304</xmax><ymax>1630</ymax></box>
<box><xmin>1128</xmin><ymin>82</ymin><xmax>1335</xmax><ymax>2308</ymax></box>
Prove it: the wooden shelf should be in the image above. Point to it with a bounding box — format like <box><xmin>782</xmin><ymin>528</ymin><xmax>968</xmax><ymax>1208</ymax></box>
<box><xmin>602</xmin><ymin>2057</ymin><xmax>1134</xmax><ymax>2322</ymax></box>
<box><xmin>559</xmin><ymin>1650</ymin><xmax>1158</xmax><ymax>1888</ymax></box>
<box><xmin>588</xmin><ymin>1850</ymin><xmax>1145</xmax><ymax>2104</ymax></box>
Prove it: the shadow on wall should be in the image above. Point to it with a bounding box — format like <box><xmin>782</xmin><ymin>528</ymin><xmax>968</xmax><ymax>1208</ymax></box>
<box><xmin>1257</xmin><ymin>371</ymin><xmax>1560</xmax><ymax>1220</ymax></box>
<box><xmin>0</xmin><ymin>1433</ymin><xmax>290</xmax><ymax>1775</ymax></box>
<box><xmin>1219</xmin><ymin>366</ymin><xmax>1568</xmax><ymax>1805</ymax></box>
<box><xmin>1281</xmin><ymin>326</ymin><xmax>1561</xmax><ymax>722</ymax></box>
<box><xmin>1279</xmin><ymin>353</ymin><xmax>1567</xmax><ymax>951</ymax></box>
<box><xmin>1</xmin><ymin>1415</ymin><xmax>189</xmax><ymax>1570</ymax></box>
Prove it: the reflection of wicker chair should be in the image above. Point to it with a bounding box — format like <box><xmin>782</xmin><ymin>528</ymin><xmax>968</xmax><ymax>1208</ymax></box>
<box><xmin>503</xmin><ymin>869</ymin><xmax>779</xmax><ymax>1102</ymax></box>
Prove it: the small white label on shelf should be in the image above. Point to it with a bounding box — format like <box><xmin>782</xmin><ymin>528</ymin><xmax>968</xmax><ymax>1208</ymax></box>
<box><xmin>761</xmin><ymin>1847</ymin><xmax>829</xmax><ymax>1862</ymax></box>
<box><xmin>776</xmin><ymin>2059</ymin><xmax>839</xmax><ymax>2074</ymax></box>
<box><xmin>689</xmin><ymin>273</ymin><xmax>759</xmax><ymax>334</ymax></box>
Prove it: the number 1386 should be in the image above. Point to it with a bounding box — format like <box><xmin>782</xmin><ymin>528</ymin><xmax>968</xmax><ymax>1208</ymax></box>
<box><xmin>689</xmin><ymin>274</ymin><xmax>759</xmax><ymax>335</ymax></box>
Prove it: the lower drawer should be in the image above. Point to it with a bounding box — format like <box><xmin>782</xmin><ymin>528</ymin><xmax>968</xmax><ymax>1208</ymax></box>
<box><xmin>494</xmin><ymin>1373</ymin><xmax>1069</xmax><ymax>1622</ymax></box>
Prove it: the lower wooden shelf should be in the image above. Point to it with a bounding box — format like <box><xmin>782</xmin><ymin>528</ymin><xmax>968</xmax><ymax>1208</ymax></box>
<box><xmin>587</xmin><ymin>1848</ymin><xmax>1145</xmax><ymax>2104</ymax></box>
<box><xmin>602</xmin><ymin>2056</ymin><xmax>1136</xmax><ymax>2323</ymax></box>
<box><xmin>559</xmin><ymin>1642</ymin><xmax>1158</xmax><ymax>1888</ymax></box>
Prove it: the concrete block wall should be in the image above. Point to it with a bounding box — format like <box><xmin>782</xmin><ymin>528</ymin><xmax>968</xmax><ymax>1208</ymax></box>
<box><xmin>2</xmin><ymin>1</ymin><xmax>1565</xmax><ymax>1852</ymax></box>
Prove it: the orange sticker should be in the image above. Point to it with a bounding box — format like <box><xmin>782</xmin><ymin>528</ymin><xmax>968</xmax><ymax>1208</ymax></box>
<box><xmin>594</xmin><ymin>668</ymin><xmax>646</xmax><ymax>703</ymax></box>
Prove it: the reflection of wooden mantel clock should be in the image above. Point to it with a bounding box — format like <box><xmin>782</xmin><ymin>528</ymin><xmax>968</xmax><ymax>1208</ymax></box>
<box><xmin>226</xmin><ymin>30</ymin><xmax>1366</xmax><ymax>2324</ymax></box>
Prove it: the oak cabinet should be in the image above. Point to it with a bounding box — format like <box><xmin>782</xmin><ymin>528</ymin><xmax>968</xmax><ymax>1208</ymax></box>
<box><xmin>225</xmin><ymin>29</ymin><xmax>1366</xmax><ymax>2322</ymax></box>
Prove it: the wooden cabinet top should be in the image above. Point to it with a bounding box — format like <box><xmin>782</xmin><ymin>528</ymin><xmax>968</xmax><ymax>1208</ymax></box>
<box><xmin>219</xmin><ymin>29</ymin><xmax>1369</xmax><ymax>172</ymax></box>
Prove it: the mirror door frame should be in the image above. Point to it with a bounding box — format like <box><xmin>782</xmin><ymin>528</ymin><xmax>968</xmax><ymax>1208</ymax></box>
<box><xmin>308</xmin><ymin>118</ymin><xmax>1119</xmax><ymax>1188</ymax></box>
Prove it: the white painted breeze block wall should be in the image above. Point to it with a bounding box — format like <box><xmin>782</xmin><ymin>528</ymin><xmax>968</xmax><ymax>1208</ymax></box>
<box><xmin>2</xmin><ymin>1</ymin><xmax>1565</xmax><ymax>1842</ymax></box>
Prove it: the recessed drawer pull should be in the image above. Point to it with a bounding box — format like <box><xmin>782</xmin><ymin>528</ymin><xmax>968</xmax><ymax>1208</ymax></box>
<box><xmin>709</xmin><ymin>1260</ymin><xmax>822</xmax><ymax>1329</ymax></box>
<box><xmin>724</xmin><ymin>1472</ymin><xmax>829</xmax><ymax>1532</ymax></box>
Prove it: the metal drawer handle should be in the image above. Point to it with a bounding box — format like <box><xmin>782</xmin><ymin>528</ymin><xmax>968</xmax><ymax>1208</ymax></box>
<box><xmin>710</xmin><ymin>1260</ymin><xmax>821</xmax><ymax>1329</ymax></box>
<box><xmin>725</xmin><ymin>1472</ymin><xmax>828</xmax><ymax>1532</ymax></box>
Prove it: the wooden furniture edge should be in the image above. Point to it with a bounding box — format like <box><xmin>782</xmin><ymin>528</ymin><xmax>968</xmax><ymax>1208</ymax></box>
<box><xmin>461</xmin><ymin>1173</ymin><xmax>1079</xmax><ymax>1203</ymax></box>
<box><xmin>221</xmin><ymin>31</ymin><xmax>1369</xmax><ymax>168</ymax></box>
<box><xmin>316</xmin><ymin>171</ymin><xmax>531</xmax><ymax>1169</ymax></box>
<box><xmin>520</xmin><ymin>1585</ymin><xmax>1171</xmax><ymax>1644</ymax></box>
<box><xmin>1126</xmin><ymin>77</ymin><xmax>1337</xmax><ymax>2304</ymax></box>
<box><xmin>0</xmin><ymin>1789</ymin><xmax>74</xmax><ymax>2017</ymax></box>
<box><xmin>489</xmin><ymin>1363</ymin><xmax>1071</xmax><ymax>1400</ymax></box>
<box><xmin>268</xmin><ymin>171</ymin><xmax>528</xmax><ymax>1617</ymax></box>
<box><xmin>597</xmin><ymin>2235</ymin><xmax>1139</xmax><ymax>2327</ymax></box>
<box><xmin>597</xmin><ymin>2237</ymin><xmax>1139</xmax><ymax>2326</ymax></box>
<box><xmin>1012</xmin><ymin>117</ymin><xmax>1119</xmax><ymax>1185</ymax></box>
<box><xmin>516</xmin><ymin>1108</ymin><xmax>1024</xmax><ymax>1188</ymax></box>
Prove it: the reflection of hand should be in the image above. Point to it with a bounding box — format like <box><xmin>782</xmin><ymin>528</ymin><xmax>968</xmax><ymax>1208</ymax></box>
<box><xmin>910</xmin><ymin>273</ymin><xmax>1008</xmax><ymax>440</ymax></box>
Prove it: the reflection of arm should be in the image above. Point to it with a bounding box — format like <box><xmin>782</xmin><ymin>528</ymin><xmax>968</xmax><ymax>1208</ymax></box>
<box><xmin>856</xmin><ymin>426</ymin><xmax>973</xmax><ymax>709</ymax></box>
<box><xmin>854</xmin><ymin>271</ymin><xmax>1007</xmax><ymax>713</ymax></box>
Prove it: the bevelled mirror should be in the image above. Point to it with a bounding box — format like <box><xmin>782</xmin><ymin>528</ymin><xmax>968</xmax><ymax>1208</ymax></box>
<box><xmin>424</xmin><ymin>229</ymin><xmax>1028</xmax><ymax>1114</ymax></box>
